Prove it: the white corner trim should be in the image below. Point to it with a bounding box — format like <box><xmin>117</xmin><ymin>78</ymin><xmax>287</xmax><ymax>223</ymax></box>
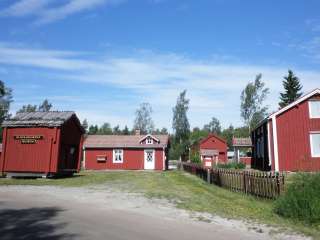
<box><xmin>83</xmin><ymin>148</ymin><xmax>86</xmax><ymax>169</ymax></box>
<box><xmin>267</xmin><ymin>121</ymin><xmax>272</xmax><ymax>166</ymax></box>
<box><xmin>162</xmin><ymin>147</ymin><xmax>165</xmax><ymax>170</ymax></box>
<box><xmin>272</xmin><ymin>116</ymin><xmax>279</xmax><ymax>171</ymax></box>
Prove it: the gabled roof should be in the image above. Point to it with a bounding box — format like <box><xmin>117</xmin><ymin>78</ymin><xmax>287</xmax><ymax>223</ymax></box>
<box><xmin>232</xmin><ymin>137</ymin><xmax>252</xmax><ymax>147</ymax></box>
<box><xmin>139</xmin><ymin>134</ymin><xmax>160</xmax><ymax>143</ymax></box>
<box><xmin>83</xmin><ymin>134</ymin><xmax>169</xmax><ymax>149</ymax></box>
<box><xmin>200</xmin><ymin>134</ymin><xmax>226</xmax><ymax>145</ymax></box>
<box><xmin>2</xmin><ymin>111</ymin><xmax>83</xmax><ymax>130</ymax></box>
<box><xmin>269</xmin><ymin>88</ymin><xmax>320</xmax><ymax>118</ymax></box>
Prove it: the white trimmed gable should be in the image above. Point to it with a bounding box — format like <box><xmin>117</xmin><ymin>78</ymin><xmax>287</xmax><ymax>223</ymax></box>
<box><xmin>139</xmin><ymin>134</ymin><xmax>160</xmax><ymax>144</ymax></box>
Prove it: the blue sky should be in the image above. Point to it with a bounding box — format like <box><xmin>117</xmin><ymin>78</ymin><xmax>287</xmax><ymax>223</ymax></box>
<box><xmin>0</xmin><ymin>0</ymin><xmax>320</xmax><ymax>131</ymax></box>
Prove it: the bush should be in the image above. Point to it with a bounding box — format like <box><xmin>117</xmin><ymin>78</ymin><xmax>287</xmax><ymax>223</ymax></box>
<box><xmin>216</xmin><ymin>162</ymin><xmax>246</xmax><ymax>169</ymax></box>
<box><xmin>274</xmin><ymin>173</ymin><xmax>320</xmax><ymax>224</ymax></box>
<box><xmin>191</xmin><ymin>152</ymin><xmax>201</xmax><ymax>164</ymax></box>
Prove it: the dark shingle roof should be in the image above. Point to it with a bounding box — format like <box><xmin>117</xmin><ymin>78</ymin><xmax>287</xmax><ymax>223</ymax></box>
<box><xmin>2</xmin><ymin>111</ymin><xmax>77</xmax><ymax>127</ymax></box>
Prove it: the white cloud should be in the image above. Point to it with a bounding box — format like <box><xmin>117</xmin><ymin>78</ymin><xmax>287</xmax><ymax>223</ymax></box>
<box><xmin>0</xmin><ymin>0</ymin><xmax>51</xmax><ymax>17</ymax></box>
<box><xmin>1</xmin><ymin>43</ymin><xmax>320</xmax><ymax>129</ymax></box>
<box><xmin>0</xmin><ymin>0</ymin><xmax>124</xmax><ymax>25</ymax></box>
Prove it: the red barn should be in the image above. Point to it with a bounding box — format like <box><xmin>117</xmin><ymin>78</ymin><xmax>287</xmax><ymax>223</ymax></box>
<box><xmin>0</xmin><ymin>111</ymin><xmax>85</xmax><ymax>177</ymax></box>
<box><xmin>83</xmin><ymin>133</ymin><xmax>170</xmax><ymax>170</ymax></box>
<box><xmin>252</xmin><ymin>88</ymin><xmax>320</xmax><ymax>172</ymax></box>
<box><xmin>191</xmin><ymin>134</ymin><xmax>227</xmax><ymax>167</ymax></box>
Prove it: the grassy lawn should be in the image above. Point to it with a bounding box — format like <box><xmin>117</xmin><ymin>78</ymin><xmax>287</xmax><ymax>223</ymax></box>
<box><xmin>0</xmin><ymin>170</ymin><xmax>319</xmax><ymax>238</ymax></box>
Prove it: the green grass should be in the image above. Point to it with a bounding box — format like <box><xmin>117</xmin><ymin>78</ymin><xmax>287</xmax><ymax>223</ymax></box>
<box><xmin>0</xmin><ymin>170</ymin><xmax>319</xmax><ymax>238</ymax></box>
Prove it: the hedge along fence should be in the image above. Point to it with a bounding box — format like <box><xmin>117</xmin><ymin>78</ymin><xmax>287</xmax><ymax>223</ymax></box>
<box><xmin>180</xmin><ymin>162</ymin><xmax>285</xmax><ymax>199</ymax></box>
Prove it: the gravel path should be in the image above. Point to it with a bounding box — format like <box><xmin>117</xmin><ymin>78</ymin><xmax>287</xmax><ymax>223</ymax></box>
<box><xmin>0</xmin><ymin>185</ymin><xmax>310</xmax><ymax>240</ymax></box>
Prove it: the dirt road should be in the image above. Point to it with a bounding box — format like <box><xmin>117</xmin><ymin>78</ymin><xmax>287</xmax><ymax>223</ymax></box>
<box><xmin>0</xmin><ymin>186</ymin><xmax>308</xmax><ymax>240</ymax></box>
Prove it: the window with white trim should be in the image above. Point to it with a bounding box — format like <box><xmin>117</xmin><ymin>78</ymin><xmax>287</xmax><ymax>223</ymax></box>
<box><xmin>146</xmin><ymin>137</ymin><xmax>153</xmax><ymax>144</ymax></box>
<box><xmin>310</xmin><ymin>133</ymin><xmax>320</xmax><ymax>157</ymax></box>
<box><xmin>113</xmin><ymin>149</ymin><xmax>123</xmax><ymax>163</ymax></box>
<box><xmin>309</xmin><ymin>101</ymin><xmax>320</xmax><ymax>118</ymax></box>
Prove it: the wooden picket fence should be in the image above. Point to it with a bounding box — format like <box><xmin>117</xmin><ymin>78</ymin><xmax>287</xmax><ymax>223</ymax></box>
<box><xmin>180</xmin><ymin>162</ymin><xmax>285</xmax><ymax>199</ymax></box>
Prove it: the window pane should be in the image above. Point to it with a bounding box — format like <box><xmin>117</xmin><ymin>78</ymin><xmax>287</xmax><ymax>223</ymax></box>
<box><xmin>311</xmin><ymin>134</ymin><xmax>320</xmax><ymax>157</ymax></box>
<box><xmin>310</xmin><ymin>101</ymin><xmax>320</xmax><ymax>118</ymax></box>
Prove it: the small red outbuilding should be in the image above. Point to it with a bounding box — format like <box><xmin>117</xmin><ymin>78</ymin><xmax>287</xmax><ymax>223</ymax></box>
<box><xmin>0</xmin><ymin>111</ymin><xmax>84</xmax><ymax>177</ymax></box>
<box><xmin>252</xmin><ymin>88</ymin><xmax>320</xmax><ymax>172</ymax></box>
<box><xmin>191</xmin><ymin>134</ymin><xmax>227</xmax><ymax>167</ymax></box>
<box><xmin>83</xmin><ymin>133</ymin><xmax>170</xmax><ymax>170</ymax></box>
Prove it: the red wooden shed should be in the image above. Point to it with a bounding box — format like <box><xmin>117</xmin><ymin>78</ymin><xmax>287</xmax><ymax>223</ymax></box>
<box><xmin>0</xmin><ymin>111</ymin><xmax>85</xmax><ymax>177</ymax></box>
<box><xmin>83</xmin><ymin>133</ymin><xmax>170</xmax><ymax>170</ymax></box>
<box><xmin>191</xmin><ymin>134</ymin><xmax>227</xmax><ymax>167</ymax></box>
<box><xmin>252</xmin><ymin>88</ymin><xmax>320</xmax><ymax>172</ymax></box>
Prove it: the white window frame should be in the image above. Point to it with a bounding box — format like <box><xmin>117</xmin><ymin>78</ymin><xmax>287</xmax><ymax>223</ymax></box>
<box><xmin>310</xmin><ymin>132</ymin><xmax>320</xmax><ymax>158</ymax></box>
<box><xmin>309</xmin><ymin>100</ymin><xmax>320</xmax><ymax>119</ymax></box>
<box><xmin>113</xmin><ymin>149</ymin><xmax>124</xmax><ymax>163</ymax></box>
<box><xmin>146</xmin><ymin>137</ymin><xmax>153</xmax><ymax>144</ymax></box>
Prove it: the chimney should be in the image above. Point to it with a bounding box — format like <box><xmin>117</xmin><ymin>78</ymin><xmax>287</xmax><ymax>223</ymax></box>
<box><xmin>135</xmin><ymin>129</ymin><xmax>141</xmax><ymax>135</ymax></box>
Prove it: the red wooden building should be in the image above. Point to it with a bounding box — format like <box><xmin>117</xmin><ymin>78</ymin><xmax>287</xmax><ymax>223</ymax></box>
<box><xmin>191</xmin><ymin>134</ymin><xmax>227</xmax><ymax>167</ymax></box>
<box><xmin>83</xmin><ymin>133</ymin><xmax>170</xmax><ymax>170</ymax></box>
<box><xmin>252</xmin><ymin>88</ymin><xmax>320</xmax><ymax>172</ymax></box>
<box><xmin>0</xmin><ymin>111</ymin><xmax>84</xmax><ymax>177</ymax></box>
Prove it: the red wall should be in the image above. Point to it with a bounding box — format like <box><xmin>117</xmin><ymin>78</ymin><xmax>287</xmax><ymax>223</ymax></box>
<box><xmin>275</xmin><ymin>95</ymin><xmax>320</xmax><ymax>171</ymax></box>
<box><xmin>0</xmin><ymin>117</ymin><xmax>83</xmax><ymax>175</ymax></box>
<box><xmin>200</xmin><ymin>135</ymin><xmax>227</xmax><ymax>163</ymax></box>
<box><xmin>0</xmin><ymin>127</ymin><xmax>60</xmax><ymax>174</ymax></box>
<box><xmin>84</xmin><ymin>148</ymin><xmax>164</xmax><ymax>170</ymax></box>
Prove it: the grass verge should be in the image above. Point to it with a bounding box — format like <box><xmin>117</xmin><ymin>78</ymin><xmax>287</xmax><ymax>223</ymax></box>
<box><xmin>0</xmin><ymin>170</ymin><xmax>319</xmax><ymax>238</ymax></box>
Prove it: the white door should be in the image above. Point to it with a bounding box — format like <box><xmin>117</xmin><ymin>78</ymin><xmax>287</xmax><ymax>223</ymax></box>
<box><xmin>144</xmin><ymin>149</ymin><xmax>155</xmax><ymax>170</ymax></box>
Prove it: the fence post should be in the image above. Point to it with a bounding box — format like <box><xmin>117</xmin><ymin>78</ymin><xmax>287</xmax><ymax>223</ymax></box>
<box><xmin>207</xmin><ymin>168</ymin><xmax>211</xmax><ymax>184</ymax></box>
<box><xmin>243</xmin><ymin>172</ymin><xmax>247</xmax><ymax>194</ymax></box>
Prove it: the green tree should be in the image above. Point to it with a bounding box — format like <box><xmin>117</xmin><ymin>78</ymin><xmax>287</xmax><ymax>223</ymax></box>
<box><xmin>122</xmin><ymin>125</ymin><xmax>130</xmax><ymax>135</ymax></box>
<box><xmin>203</xmin><ymin>117</ymin><xmax>222</xmax><ymax>135</ymax></box>
<box><xmin>189</xmin><ymin>127</ymin><xmax>209</xmax><ymax>146</ymax></box>
<box><xmin>82</xmin><ymin>119</ymin><xmax>89</xmax><ymax>133</ymax></box>
<box><xmin>172</xmin><ymin>90</ymin><xmax>190</xmax><ymax>160</ymax></box>
<box><xmin>17</xmin><ymin>104</ymin><xmax>37</xmax><ymax>113</ymax></box>
<box><xmin>0</xmin><ymin>80</ymin><xmax>13</xmax><ymax>142</ymax></box>
<box><xmin>133</xmin><ymin>103</ymin><xmax>154</xmax><ymax>134</ymax></box>
<box><xmin>98</xmin><ymin>123</ymin><xmax>112</xmax><ymax>135</ymax></box>
<box><xmin>38</xmin><ymin>99</ymin><xmax>52</xmax><ymax>112</ymax></box>
<box><xmin>113</xmin><ymin>125</ymin><xmax>121</xmax><ymax>135</ymax></box>
<box><xmin>279</xmin><ymin>70</ymin><xmax>303</xmax><ymax>108</ymax></box>
<box><xmin>160</xmin><ymin>127</ymin><xmax>168</xmax><ymax>135</ymax></box>
<box><xmin>240</xmin><ymin>74</ymin><xmax>269</xmax><ymax>132</ymax></box>
<box><xmin>88</xmin><ymin>125</ymin><xmax>98</xmax><ymax>135</ymax></box>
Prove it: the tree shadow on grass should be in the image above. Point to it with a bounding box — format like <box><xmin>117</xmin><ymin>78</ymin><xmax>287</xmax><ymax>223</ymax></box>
<box><xmin>0</xmin><ymin>205</ymin><xmax>76</xmax><ymax>240</ymax></box>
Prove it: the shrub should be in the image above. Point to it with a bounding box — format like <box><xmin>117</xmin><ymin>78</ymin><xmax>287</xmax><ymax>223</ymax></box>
<box><xmin>191</xmin><ymin>152</ymin><xmax>201</xmax><ymax>164</ymax></box>
<box><xmin>216</xmin><ymin>162</ymin><xmax>246</xmax><ymax>169</ymax></box>
<box><xmin>274</xmin><ymin>173</ymin><xmax>320</xmax><ymax>224</ymax></box>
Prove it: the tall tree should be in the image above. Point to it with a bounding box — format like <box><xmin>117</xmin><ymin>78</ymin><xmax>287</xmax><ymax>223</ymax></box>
<box><xmin>172</xmin><ymin>90</ymin><xmax>190</xmax><ymax>161</ymax></box>
<box><xmin>113</xmin><ymin>125</ymin><xmax>121</xmax><ymax>135</ymax></box>
<box><xmin>279</xmin><ymin>70</ymin><xmax>303</xmax><ymax>108</ymax></box>
<box><xmin>0</xmin><ymin>80</ymin><xmax>13</xmax><ymax>141</ymax></box>
<box><xmin>240</xmin><ymin>74</ymin><xmax>269</xmax><ymax>132</ymax></box>
<box><xmin>82</xmin><ymin>119</ymin><xmax>89</xmax><ymax>133</ymax></box>
<box><xmin>133</xmin><ymin>103</ymin><xmax>154</xmax><ymax>134</ymax></box>
<box><xmin>17</xmin><ymin>104</ymin><xmax>37</xmax><ymax>113</ymax></box>
<box><xmin>122</xmin><ymin>125</ymin><xmax>130</xmax><ymax>135</ymax></box>
<box><xmin>38</xmin><ymin>99</ymin><xmax>52</xmax><ymax>112</ymax></box>
<box><xmin>203</xmin><ymin>117</ymin><xmax>222</xmax><ymax>135</ymax></box>
<box><xmin>172</xmin><ymin>90</ymin><xmax>190</xmax><ymax>143</ymax></box>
